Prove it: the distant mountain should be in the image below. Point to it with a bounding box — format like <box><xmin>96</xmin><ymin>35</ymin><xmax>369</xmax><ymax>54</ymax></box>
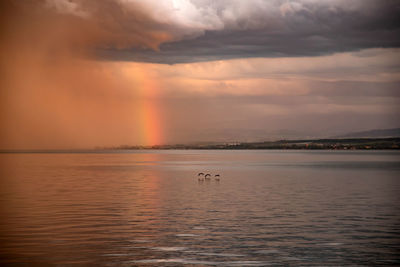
<box><xmin>334</xmin><ymin>128</ymin><xmax>400</xmax><ymax>138</ymax></box>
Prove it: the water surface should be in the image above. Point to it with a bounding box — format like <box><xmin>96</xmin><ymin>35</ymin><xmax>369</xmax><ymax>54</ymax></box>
<box><xmin>0</xmin><ymin>150</ymin><xmax>399</xmax><ymax>266</ymax></box>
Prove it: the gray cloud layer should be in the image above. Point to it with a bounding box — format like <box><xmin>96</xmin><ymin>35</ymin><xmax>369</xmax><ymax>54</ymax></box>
<box><xmin>96</xmin><ymin>0</ymin><xmax>400</xmax><ymax>63</ymax></box>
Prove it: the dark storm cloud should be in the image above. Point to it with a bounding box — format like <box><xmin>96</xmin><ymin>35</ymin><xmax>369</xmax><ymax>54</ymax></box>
<box><xmin>97</xmin><ymin>0</ymin><xmax>400</xmax><ymax>63</ymax></box>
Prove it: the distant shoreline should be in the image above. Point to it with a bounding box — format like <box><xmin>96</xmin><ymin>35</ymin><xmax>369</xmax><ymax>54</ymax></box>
<box><xmin>1</xmin><ymin>137</ymin><xmax>399</xmax><ymax>153</ymax></box>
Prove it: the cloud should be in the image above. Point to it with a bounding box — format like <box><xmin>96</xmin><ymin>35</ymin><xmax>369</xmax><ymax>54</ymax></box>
<box><xmin>133</xmin><ymin>48</ymin><xmax>400</xmax><ymax>95</ymax></box>
<box><xmin>5</xmin><ymin>1</ymin><xmax>399</xmax><ymax>64</ymax></box>
<box><xmin>106</xmin><ymin>48</ymin><xmax>400</xmax><ymax>143</ymax></box>
<box><xmin>1</xmin><ymin>0</ymin><xmax>399</xmax><ymax>147</ymax></box>
<box><xmin>96</xmin><ymin>0</ymin><xmax>400</xmax><ymax>63</ymax></box>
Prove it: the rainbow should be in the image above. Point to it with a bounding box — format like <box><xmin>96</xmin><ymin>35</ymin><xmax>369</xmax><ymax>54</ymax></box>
<box><xmin>133</xmin><ymin>64</ymin><xmax>163</xmax><ymax>146</ymax></box>
<box><xmin>139</xmin><ymin>98</ymin><xmax>161</xmax><ymax>146</ymax></box>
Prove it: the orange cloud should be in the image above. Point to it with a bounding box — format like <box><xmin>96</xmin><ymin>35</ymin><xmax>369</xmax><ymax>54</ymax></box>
<box><xmin>0</xmin><ymin>1</ymin><xmax>168</xmax><ymax>149</ymax></box>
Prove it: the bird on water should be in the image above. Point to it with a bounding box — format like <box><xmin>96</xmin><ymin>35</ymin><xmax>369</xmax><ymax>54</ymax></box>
<box><xmin>197</xmin><ymin>172</ymin><xmax>221</xmax><ymax>182</ymax></box>
<box><xmin>198</xmin><ymin>172</ymin><xmax>205</xmax><ymax>181</ymax></box>
<box><xmin>197</xmin><ymin>172</ymin><xmax>204</xmax><ymax>182</ymax></box>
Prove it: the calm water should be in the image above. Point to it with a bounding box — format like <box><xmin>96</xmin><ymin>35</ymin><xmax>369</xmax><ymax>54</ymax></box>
<box><xmin>0</xmin><ymin>150</ymin><xmax>399</xmax><ymax>266</ymax></box>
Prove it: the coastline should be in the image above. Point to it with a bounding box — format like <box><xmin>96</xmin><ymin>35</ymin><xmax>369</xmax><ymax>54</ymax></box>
<box><xmin>1</xmin><ymin>137</ymin><xmax>399</xmax><ymax>153</ymax></box>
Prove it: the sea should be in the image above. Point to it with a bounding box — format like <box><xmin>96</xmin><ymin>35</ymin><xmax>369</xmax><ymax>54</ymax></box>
<box><xmin>0</xmin><ymin>150</ymin><xmax>399</xmax><ymax>266</ymax></box>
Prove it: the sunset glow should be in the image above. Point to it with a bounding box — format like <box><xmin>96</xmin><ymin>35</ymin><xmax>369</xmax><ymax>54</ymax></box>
<box><xmin>0</xmin><ymin>0</ymin><xmax>399</xmax><ymax>148</ymax></box>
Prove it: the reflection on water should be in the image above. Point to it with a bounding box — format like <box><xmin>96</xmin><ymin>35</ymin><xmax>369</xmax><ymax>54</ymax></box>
<box><xmin>0</xmin><ymin>150</ymin><xmax>399</xmax><ymax>266</ymax></box>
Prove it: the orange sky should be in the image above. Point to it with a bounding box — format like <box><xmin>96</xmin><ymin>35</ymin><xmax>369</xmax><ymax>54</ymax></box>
<box><xmin>0</xmin><ymin>1</ymin><xmax>399</xmax><ymax>149</ymax></box>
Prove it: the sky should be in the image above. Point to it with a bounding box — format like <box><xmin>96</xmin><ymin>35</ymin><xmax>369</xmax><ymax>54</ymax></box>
<box><xmin>0</xmin><ymin>0</ymin><xmax>399</xmax><ymax>148</ymax></box>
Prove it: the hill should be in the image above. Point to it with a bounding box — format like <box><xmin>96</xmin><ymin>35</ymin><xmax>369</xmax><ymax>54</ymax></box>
<box><xmin>335</xmin><ymin>128</ymin><xmax>400</xmax><ymax>138</ymax></box>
